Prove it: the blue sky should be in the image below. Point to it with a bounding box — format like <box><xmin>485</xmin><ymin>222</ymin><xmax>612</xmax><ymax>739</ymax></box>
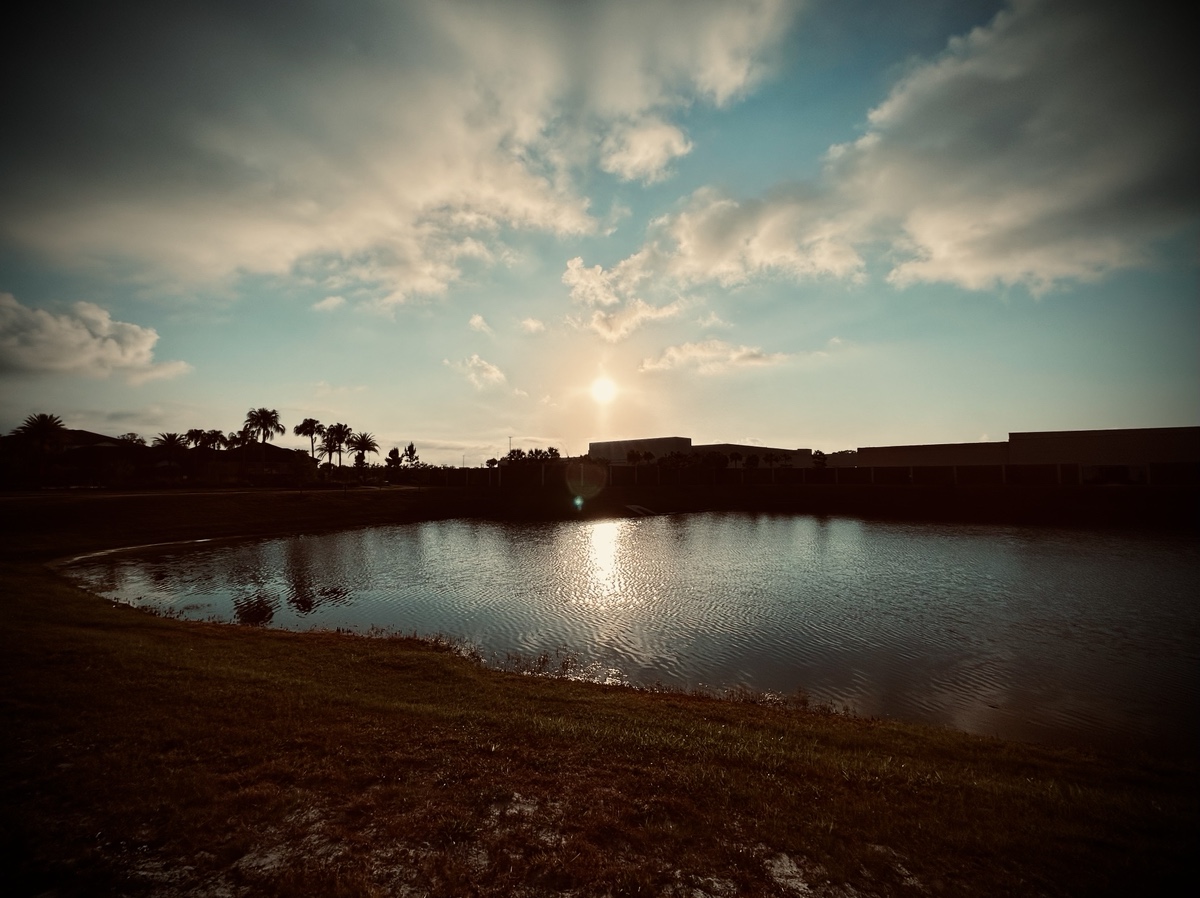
<box><xmin>2</xmin><ymin>0</ymin><xmax>1196</xmax><ymax>465</ymax></box>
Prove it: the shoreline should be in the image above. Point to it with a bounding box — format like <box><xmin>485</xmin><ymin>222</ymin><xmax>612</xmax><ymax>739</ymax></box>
<box><xmin>4</xmin><ymin>481</ymin><xmax>1196</xmax><ymax>562</ymax></box>
<box><xmin>2</xmin><ymin>488</ymin><xmax>1197</xmax><ymax>896</ymax></box>
<box><xmin>53</xmin><ymin>505</ymin><xmax>1199</xmax><ymax>759</ymax></box>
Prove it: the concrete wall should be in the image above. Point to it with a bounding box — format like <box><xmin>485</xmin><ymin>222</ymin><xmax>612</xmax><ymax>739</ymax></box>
<box><xmin>1008</xmin><ymin>427</ymin><xmax>1200</xmax><ymax>465</ymax></box>
<box><xmin>590</xmin><ymin>427</ymin><xmax>1200</xmax><ymax>470</ymax></box>
<box><xmin>856</xmin><ymin>441</ymin><xmax>1009</xmax><ymax>468</ymax></box>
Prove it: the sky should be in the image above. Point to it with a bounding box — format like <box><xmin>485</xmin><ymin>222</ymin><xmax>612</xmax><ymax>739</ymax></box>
<box><xmin>1</xmin><ymin>0</ymin><xmax>1196</xmax><ymax>465</ymax></box>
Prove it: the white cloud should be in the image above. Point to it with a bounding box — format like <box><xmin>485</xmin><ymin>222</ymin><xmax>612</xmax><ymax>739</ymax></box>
<box><xmin>313</xmin><ymin>295</ymin><xmax>345</xmax><ymax>312</ymax></box>
<box><xmin>469</xmin><ymin>313</ymin><xmax>493</xmax><ymax>334</ymax></box>
<box><xmin>0</xmin><ymin>293</ymin><xmax>192</xmax><ymax>384</ymax></box>
<box><xmin>827</xmin><ymin>0</ymin><xmax>1198</xmax><ymax>292</ymax></box>
<box><xmin>600</xmin><ymin>117</ymin><xmax>693</xmax><ymax>183</ymax></box>
<box><xmin>562</xmin><ymin>187</ymin><xmax>863</xmax><ymax>309</ymax></box>
<box><xmin>127</xmin><ymin>360</ymin><xmax>193</xmax><ymax>386</ymax></box>
<box><xmin>520</xmin><ymin>317</ymin><xmax>545</xmax><ymax>334</ymax></box>
<box><xmin>578</xmin><ymin>1</ymin><xmax>1196</xmax><ymax>298</ymax></box>
<box><xmin>696</xmin><ymin>311</ymin><xmax>732</xmax><ymax>329</ymax></box>
<box><xmin>562</xmin><ymin>249</ymin><xmax>685</xmax><ymax>341</ymax></box>
<box><xmin>657</xmin><ymin>188</ymin><xmax>865</xmax><ymax>286</ymax></box>
<box><xmin>639</xmin><ymin>339</ymin><xmax>789</xmax><ymax>374</ymax></box>
<box><xmin>578</xmin><ymin>298</ymin><xmax>684</xmax><ymax>343</ymax></box>
<box><xmin>562</xmin><ymin>256</ymin><xmax>622</xmax><ymax>307</ymax></box>
<box><xmin>1</xmin><ymin>0</ymin><xmax>795</xmax><ymax>304</ymax></box>
<box><xmin>444</xmin><ymin>353</ymin><xmax>507</xmax><ymax>390</ymax></box>
<box><xmin>314</xmin><ymin>380</ymin><xmax>367</xmax><ymax>398</ymax></box>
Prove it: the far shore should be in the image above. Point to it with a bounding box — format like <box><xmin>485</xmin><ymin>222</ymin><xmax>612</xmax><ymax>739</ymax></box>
<box><xmin>3</xmin><ymin>479</ymin><xmax>1196</xmax><ymax>566</ymax></box>
<box><xmin>2</xmin><ymin>487</ymin><xmax>1196</xmax><ymax>896</ymax></box>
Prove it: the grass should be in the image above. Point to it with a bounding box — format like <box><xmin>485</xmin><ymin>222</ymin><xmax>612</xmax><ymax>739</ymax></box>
<box><xmin>1</xmin><ymin>489</ymin><xmax>1196</xmax><ymax>896</ymax></box>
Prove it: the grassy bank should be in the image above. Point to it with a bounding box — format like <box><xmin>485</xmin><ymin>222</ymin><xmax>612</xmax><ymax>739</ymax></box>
<box><xmin>2</xmin><ymin>489</ymin><xmax>1196</xmax><ymax>896</ymax></box>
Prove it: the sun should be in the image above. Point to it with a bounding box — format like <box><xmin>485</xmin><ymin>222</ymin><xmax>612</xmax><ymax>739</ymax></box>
<box><xmin>590</xmin><ymin>376</ymin><xmax>618</xmax><ymax>404</ymax></box>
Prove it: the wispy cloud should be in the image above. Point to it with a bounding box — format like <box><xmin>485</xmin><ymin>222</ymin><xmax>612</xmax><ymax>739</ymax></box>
<box><xmin>639</xmin><ymin>339</ymin><xmax>789</xmax><ymax>375</ymax></box>
<box><xmin>696</xmin><ymin>311</ymin><xmax>732</xmax><ymax>329</ymax></box>
<box><xmin>312</xmin><ymin>295</ymin><xmax>345</xmax><ymax>312</ymax></box>
<box><xmin>577</xmin><ymin>299</ymin><xmax>684</xmax><ymax>343</ymax></box>
<box><xmin>0</xmin><ymin>1</ymin><xmax>794</xmax><ymax>303</ymax></box>
<box><xmin>314</xmin><ymin>381</ymin><xmax>367</xmax><ymax>398</ymax></box>
<box><xmin>563</xmin><ymin>253</ymin><xmax>684</xmax><ymax>341</ymax></box>
<box><xmin>574</xmin><ymin>0</ymin><xmax>1197</xmax><ymax>297</ymax></box>
<box><xmin>0</xmin><ymin>293</ymin><xmax>192</xmax><ymax>384</ymax></box>
<box><xmin>444</xmin><ymin>354</ymin><xmax>507</xmax><ymax>390</ymax></box>
<box><xmin>469</xmin><ymin>313</ymin><xmax>493</xmax><ymax>335</ymax></box>
<box><xmin>520</xmin><ymin>317</ymin><xmax>545</xmax><ymax>334</ymax></box>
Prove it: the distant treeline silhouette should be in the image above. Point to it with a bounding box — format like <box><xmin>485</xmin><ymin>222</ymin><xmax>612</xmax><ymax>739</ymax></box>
<box><xmin>0</xmin><ymin>408</ymin><xmax>431</xmax><ymax>489</ymax></box>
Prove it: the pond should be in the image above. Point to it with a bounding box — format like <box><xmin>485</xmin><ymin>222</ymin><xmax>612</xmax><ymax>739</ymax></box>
<box><xmin>63</xmin><ymin>513</ymin><xmax>1199</xmax><ymax>754</ymax></box>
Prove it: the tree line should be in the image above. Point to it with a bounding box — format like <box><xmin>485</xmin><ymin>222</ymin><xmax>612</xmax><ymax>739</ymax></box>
<box><xmin>3</xmin><ymin>409</ymin><xmax>426</xmax><ymax>485</ymax></box>
<box><xmin>485</xmin><ymin>447</ymin><xmax>562</xmax><ymax>468</ymax></box>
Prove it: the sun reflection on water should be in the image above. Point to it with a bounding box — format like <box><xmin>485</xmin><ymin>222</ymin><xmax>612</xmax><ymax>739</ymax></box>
<box><xmin>585</xmin><ymin>519</ymin><xmax>623</xmax><ymax>601</ymax></box>
<box><xmin>59</xmin><ymin>516</ymin><xmax>1200</xmax><ymax>753</ymax></box>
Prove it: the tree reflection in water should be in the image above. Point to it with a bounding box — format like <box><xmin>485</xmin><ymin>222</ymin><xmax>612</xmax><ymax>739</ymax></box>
<box><xmin>284</xmin><ymin>537</ymin><xmax>352</xmax><ymax>614</ymax></box>
<box><xmin>233</xmin><ymin>592</ymin><xmax>277</xmax><ymax>626</ymax></box>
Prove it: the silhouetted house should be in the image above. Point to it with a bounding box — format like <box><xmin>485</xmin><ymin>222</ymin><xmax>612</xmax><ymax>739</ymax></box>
<box><xmin>220</xmin><ymin>442</ymin><xmax>317</xmax><ymax>486</ymax></box>
<box><xmin>0</xmin><ymin>428</ymin><xmax>152</xmax><ymax>487</ymax></box>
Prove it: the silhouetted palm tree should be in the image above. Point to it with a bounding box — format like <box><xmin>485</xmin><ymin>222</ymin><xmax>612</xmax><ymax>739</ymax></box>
<box><xmin>185</xmin><ymin>428</ymin><xmax>207</xmax><ymax>449</ymax></box>
<box><xmin>204</xmin><ymin>429</ymin><xmax>224</xmax><ymax>449</ymax></box>
<box><xmin>319</xmin><ymin>430</ymin><xmax>340</xmax><ymax>467</ymax></box>
<box><xmin>243</xmin><ymin>408</ymin><xmax>285</xmax><ymax>445</ymax></box>
<box><xmin>346</xmin><ymin>431</ymin><xmax>379</xmax><ymax>461</ymax></box>
<box><xmin>8</xmin><ymin>413</ymin><xmax>68</xmax><ymax>483</ymax></box>
<box><xmin>324</xmin><ymin>423</ymin><xmax>352</xmax><ymax>469</ymax></box>
<box><xmin>293</xmin><ymin>418</ymin><xmax>324</xmax><ymax>461</ymax></box>
<box><xmin>152</xmin><ymin>433</ymin><xmax>188</xmax><ymax>479</ymax></box>
<box><xmin>153</xmin><ymin>433</ymin><xmax>188</xmax><ymax>450</ymax></box>
<box><xmin>9</xmin><ymin>412</ymin><xmax>67</xmax><ymax>447</ymax></box>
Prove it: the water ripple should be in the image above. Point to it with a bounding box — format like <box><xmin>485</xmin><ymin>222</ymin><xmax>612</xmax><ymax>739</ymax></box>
<box><xmin>62</xmin><ymin>514</ymin><xmax>1200</xmax><ymax>753</ymax></box>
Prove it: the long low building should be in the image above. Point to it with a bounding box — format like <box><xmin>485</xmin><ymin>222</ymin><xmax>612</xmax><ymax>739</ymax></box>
<box><xmin>586</xmin><ymin>436</ymin><xmax>692</xmax><ymax>463</ymax></box>
<box><xmin>857</xmin><ymin>427</ymin><xmax>1199</xmax><ymax>468</ymax></box>
<box><xmin>692</xmin><ymin>443</ymin><xmax>812</xmax><ymax>467</ymax></box>
<box><xmin>589</xmin><ymin>426</ymin><xmax>1200</xmax><ymax>473</ymax></box>
<box><xmin>587</xmin><ymin>437</ymin><xmax>809</xmax><ymax>466</ymax></box>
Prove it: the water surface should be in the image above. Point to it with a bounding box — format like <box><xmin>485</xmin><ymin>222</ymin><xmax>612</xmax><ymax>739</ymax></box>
<box><xmin>64</xmin><ymin>514</ymin><xmax>1200</xmax><ymax>753</ymax></box>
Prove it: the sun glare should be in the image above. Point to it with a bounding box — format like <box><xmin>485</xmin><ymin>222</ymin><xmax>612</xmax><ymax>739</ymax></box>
<box><xmin>590</xmin><ymin>377</ymin><xmax>618</xmax><ymax>404</ymax></box>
